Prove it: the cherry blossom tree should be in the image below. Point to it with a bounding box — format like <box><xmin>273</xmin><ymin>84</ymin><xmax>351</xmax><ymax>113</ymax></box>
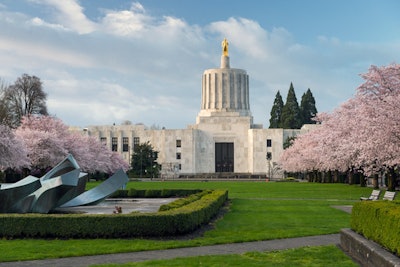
<box><xmin>0</xmin><ymin>125</ymin><xmax>29</xmax><ymax>170</ymax></box>
<box><xmin>15</xmin><ymin>116</ymin><xmax>69</xmax><ymax>169</ymax></box>
<box><xmin>280</xmin><ymin>63</ymin><xmax>400</xmax><ymax>190</ymax></box>
<box><xmin>66</xmin><ymin>133</ymin><xmax>129</xmax><ymax>173</ymax></box>
<box><xmin>15</xmin><ymin>116</ymin><xmax>129</xmax><ymax>174</ymax></box>
<box><xmin>353</xmin><ymin>64</ymin><xmax>400</xmax><ymax>189</ymax></box>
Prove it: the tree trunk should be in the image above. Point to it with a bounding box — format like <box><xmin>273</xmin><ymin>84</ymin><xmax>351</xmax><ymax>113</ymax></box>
<box><xmin>372</xmin><ymin>174</ymin><xmax>379</xmax><ymax>189</ymax></box>
<box><xmin>312</xmin><ymin>171</ymin><xmax>317</xmax><ymax>182</ymax></box>
<box><xmin>359</xmin><ymin>172</ymin><xmax>367</xmax><ymax>187</ymax></box>
<box><xmin>348</xmin><ymin>171</ymin><xmax>354</xmax><ymax>185</ymax></box>
<box><xmin>387</xmin><ymin>168</ymin><xmax>397</xmax><ymax>191</ymax></box>
<box><xmin>333</xmin><ymin>170</ymin><xmax>339</xmax><ymax>183</ymax></box>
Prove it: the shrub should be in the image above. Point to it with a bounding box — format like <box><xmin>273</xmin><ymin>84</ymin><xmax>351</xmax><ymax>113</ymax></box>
<box><xmin>159</xmin><ymin>190</ymin><xmax>211</xmax><ymax>211</ymax></box>
<box><xmin>351</xmin><ymin>200</ymin><xmax>400</xmax><ymax>255</ymax></box>
<box><xmin>110</xmin><ymin>189</ymin><xmax>202</xmax><ymax>198</ymax></box>
<box><xmin>0</xmin><ymin>189</ymin><xmax>228</xmax><ymax>238</ymax></box>
<box><xmin>128</xmin><ymin>188</ymin><xmax>146</xmax><ymax>197</ymax></box>
<box><xmin>276</xmin><ymin>177</ymin><xmax>298</xmax><ymax>182</ymax></box>
<box><xmin>144</xmin><ymin>189</ymin><xmax>161</xmax><ymax>198</ymax></box>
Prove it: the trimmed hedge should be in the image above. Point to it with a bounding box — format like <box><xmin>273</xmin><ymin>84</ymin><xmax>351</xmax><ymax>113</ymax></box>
<box><xmin>0</xmin><ymin>189</ymin><xmax>228</xmax><ymax>238</ymax></box>
<box><xmin>110</xmin><ymin>188</ymin><xmax>202</xmax><ymax>198</ymax></box>
<box><xmin>351</xmin><ymin>200</ymin><xmax>400</xmax><ymax>255</ymax></box>
<box><xmin>158</xmin><ymin>190</ymin><xmax>211</xmax><ymax>211</ymax></box>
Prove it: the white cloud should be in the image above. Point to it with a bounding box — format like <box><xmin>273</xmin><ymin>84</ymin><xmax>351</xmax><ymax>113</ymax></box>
<box><xmin>29</xmin><ymin>0</ymin><xmax>97</xmax><ymax>34</ymax></box>
<box><xmin>209</xmin><ymin>17</ymin><xmax>269</xmax><ymax>59</ymax></box>
<box><xmin>30</xmin><ymin>17</ymin><xmax>68</xmax><ymax>31</ymax></box>
<box><xmin>0</xmin><ymin>36</ymin><xmax>94</xmax><ymax>68</ymax></box>
<box><xmin>1</xmin><ymin>1</ymin><xmax>399</xmax><ymax>129</ymax></box>
<box><xmin>131</xmin><ymin>2</ymin><xmax>145</xmax><ymax>13</ymax></box>
<box><xmin>100</xmin><ymin>3</ymin><xmax>151</xmax><ymax>36</ymax></box>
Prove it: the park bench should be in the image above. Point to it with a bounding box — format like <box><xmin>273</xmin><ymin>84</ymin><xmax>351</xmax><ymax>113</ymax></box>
<box><xmin>382</xmin><ymin>191</ymin><xmax>396</xmax><ymax>201</ymax></box>
<box><xmin>360</xmin><ymin>189</ymin><xmax>381</xmax><ymax>201</ymax></box>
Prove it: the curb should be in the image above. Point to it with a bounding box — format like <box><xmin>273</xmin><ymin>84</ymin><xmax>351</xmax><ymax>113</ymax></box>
<box><xmin>340</xmin><ymin>228</ymin><xmax>400</xmax><ymax>267</ymax></box>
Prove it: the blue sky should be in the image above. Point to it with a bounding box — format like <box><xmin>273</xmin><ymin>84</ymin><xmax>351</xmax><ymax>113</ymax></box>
<box><xmin>1</xmin><ymin>0</ymin><xmax>399</xmax><ymax>129</ymax></box>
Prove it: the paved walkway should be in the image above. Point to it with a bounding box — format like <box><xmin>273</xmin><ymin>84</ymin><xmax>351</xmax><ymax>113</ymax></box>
<box><xmin>0</xmin><ymin>234</ymin><xmax>340</xmax><ymax>267</ymax></box>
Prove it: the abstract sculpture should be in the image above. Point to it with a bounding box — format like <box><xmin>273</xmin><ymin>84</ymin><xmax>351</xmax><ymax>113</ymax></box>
<box><xmin>60</xmin><ymin>169</ymin><xmax>128</xmax><ymax>208</ymax></box>
<box><xmin>0</xmin><ymin>154</ymin><xmax>128</xmax><ymax>213</ymax></box>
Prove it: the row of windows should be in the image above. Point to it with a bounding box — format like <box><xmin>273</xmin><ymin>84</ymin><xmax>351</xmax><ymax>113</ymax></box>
<box><xmin>102</xmin><ymin>137</ymin><xmax>271</xmax><ymax>160</ymax></box>
<box><xmin>101</xmin><ymin>137</ymin><xmax>182</xmax><ymax>153</ymax></box>
<box><xmin>101</xmin><ymin>137</ymin><xmax>141</xmax><ymax>152</ymax></box>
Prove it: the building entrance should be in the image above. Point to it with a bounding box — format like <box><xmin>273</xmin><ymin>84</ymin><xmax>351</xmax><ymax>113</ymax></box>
<box><xmin>215</xmin><ymin>143</ymin><xmax>234</xmax><ymax>172</ymax></box>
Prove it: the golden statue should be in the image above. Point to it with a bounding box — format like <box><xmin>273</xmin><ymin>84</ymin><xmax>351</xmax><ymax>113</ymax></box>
<box><xmin>221</xmin><ymin>38</ymin><xmax>229</xmax><ymax>56</ymax></box>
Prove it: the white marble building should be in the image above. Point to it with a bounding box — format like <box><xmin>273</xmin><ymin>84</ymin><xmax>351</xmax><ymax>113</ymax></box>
<box><xmin>85</xmin><ymin>39</ymin><xmax>316</xmax><ymax>178</ymax></box>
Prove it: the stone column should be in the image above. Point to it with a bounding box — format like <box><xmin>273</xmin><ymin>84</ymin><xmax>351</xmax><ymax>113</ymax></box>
<box><xmin>221</xmin><ymin>55</ymin><xmax>230</xmax><ymax>68</ymax></box>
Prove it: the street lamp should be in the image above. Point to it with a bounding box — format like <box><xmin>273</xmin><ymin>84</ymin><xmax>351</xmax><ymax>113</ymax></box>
<box><xmin>266</xmin><ymin>152</ymin><xmax>272</xmax><ymax>181</ymax></box>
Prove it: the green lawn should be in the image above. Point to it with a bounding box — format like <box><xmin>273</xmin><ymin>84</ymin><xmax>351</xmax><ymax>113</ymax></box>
<box><xmin>0</xmin><ymin>181</ymin><xmax>370</xmax><ymax>263</ymax></box>
<box><xmin>93</xmin><ymin>245</ymin><xmax>358</xmax><ymax>267</ymax></box>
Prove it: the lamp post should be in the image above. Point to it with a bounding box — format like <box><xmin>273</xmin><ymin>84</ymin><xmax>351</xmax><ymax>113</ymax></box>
<box><xmin>140</xmin><ymin>151</ymin><xmax>143</xmax><ymax>178</ymax></box>
<box><xmin>266</xmin><ymin>152</ymin><xmax>272</xmax><ymax>181</ymax></box>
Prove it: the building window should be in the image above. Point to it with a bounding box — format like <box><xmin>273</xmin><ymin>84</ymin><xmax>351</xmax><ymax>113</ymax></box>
<box><xmin>176</xmin><ymin>139</ymin><xmax>181</xmax><ymax>148</ymax></box>
<box><xmin>266</xmin><ymin>139</ymin><xmax>272</xmax><ymax>147</ymax></box>
<box><xmin>112</xmin><ymin>137</ymin><xmax>118</xmax><ymax>152</ymax></box>
<box><xmin>133</xmin><ymin>137</ymin><xmax>140</xmax><ymax>150</ymax></box>
<box><xmin>122</xmin><ymin>137</ymin><xmax>129</xmax><ymax>152</ymax></box>
<box><xmin>100</xmin><ymin>137</ymin><xmax>107</xmax><ymax>145</ymax></box>
<box><xmin>178</xmin><ymin>164</ymin><xmax>181</xmax><ymax>170</ymax></box>
<box><xmin>176</xmin><ymin>152</ymin><xmax>181</xmax><ymax>160</ymax></box>
<box><xmin>266</xmin><ymin>152</ymin><xmax>272</xmax><ymax>160</ymax></box>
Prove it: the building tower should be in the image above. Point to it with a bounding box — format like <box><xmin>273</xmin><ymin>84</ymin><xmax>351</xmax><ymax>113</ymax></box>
<box><xmin>197</xmin><ymin>38</ymin><xmax>252</xmax><ymax>119</ymax></box>
<box><xmin>194</xmin><ymin>39</ymin><xmax>254</xmax><ymax>173</ymax></box>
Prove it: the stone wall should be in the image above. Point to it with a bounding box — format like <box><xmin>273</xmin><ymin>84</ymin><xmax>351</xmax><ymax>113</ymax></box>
<box><xmin>340</xmin><ymin>228</ymin><xmax>400</xmax><ymax>267</ymax></box>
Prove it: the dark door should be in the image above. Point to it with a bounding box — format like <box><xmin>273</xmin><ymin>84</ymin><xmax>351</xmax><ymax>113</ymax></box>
<box><xmin>215</xmin><ymin>143</ymin><xmax>234</xmax><ymax>172</ymax></box>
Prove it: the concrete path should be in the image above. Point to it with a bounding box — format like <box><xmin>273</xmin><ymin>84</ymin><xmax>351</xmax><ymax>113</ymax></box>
<box><xmin>0</xmin><ymin>234</ymin><xmax>340</xmax><ymax>267</ymax></box>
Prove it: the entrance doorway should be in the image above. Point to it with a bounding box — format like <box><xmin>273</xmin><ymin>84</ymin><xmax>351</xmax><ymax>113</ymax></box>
<box><xmin>215</xmin><ymin>142</ymin><xmax>234</xmax><ymax>172</ymax></box>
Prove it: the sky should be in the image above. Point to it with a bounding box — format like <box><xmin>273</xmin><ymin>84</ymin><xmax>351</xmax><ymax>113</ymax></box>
<box><xmin>0</xmin><ymin>0</ymin><xmax>399</xmax><ymax>129</ymax></box>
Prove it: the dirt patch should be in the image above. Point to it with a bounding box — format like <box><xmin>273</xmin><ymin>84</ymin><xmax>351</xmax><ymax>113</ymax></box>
<box><xmin>332</xmin><ymin>205</ymin><xmax>352</xmax><ymax>214</ymax></box>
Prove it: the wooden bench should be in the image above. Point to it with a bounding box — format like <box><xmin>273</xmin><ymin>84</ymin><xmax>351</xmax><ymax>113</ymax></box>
<box><xmin>382</xmin><ymin>191</ymin><xmax>396</xmax><ymax>201</ymax></box>
<box><xmin>360</xmin><ymin>189</ymin><xmax>381</xmax><ymax>201</ymax></box>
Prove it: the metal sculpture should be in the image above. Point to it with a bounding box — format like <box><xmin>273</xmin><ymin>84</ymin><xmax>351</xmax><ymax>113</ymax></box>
<box><xmin>0</xmin><ymin>154</ymin><xmax>128</xmax><ymax>214</ymax></box>
<box><xmin>60</xmin><ymin>168</ymin><xmax>128</xmax><ymax>207</ymax></box>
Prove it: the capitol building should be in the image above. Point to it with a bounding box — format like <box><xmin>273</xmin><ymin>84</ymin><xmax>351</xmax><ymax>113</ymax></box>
<box><xmin>85</xmin><ymin>39</ymin><xmax>316</xmax><ymax>179</ymax></box>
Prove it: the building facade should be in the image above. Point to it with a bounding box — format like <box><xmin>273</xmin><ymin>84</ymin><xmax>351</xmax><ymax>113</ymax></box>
<box><xmin>85</xmin><ymin>40</ymin><xmax>317</xmax><ymax>178</ymax></box>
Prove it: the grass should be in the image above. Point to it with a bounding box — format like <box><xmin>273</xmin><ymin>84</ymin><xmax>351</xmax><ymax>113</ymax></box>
<box><xmin>93</xmin><ymin>245</ymin><xmax>358</xmax><ymax>267</ymax></box>
<box><xmin>0</xmin><ymin>181</ymin><xmax>370</xmax><ymax>262</ymax></box>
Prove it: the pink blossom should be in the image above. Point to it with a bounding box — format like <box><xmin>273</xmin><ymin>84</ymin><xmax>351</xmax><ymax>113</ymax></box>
<box><xmin>280</xmin><ymin>63</ymin><xmax>400</xmax><ymax>178</ymax></box>
<box><xmin>15</xmin><ymin>116</ymin><xmax>128</xmax><ymax>173</ymax></box>
<box><xmin>0</xmin><ymin>125</ymin><xmax>29</xmax><ymax>170</ymax></box>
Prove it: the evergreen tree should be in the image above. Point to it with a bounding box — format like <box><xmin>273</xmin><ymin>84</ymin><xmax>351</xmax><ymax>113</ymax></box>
<box><xmin>300</xmin><ymin>88</ymin><xmax>318</xmax><ymax>124</ymax></box>
<box><xmin>269</xmin><ymin>90</ymin><xmax>284</xmax><ymax>128</ymax></box>
<box><xmin>130</xmin><ymin>141</ymin><xmax>160</xmax><ymax>178</ymax></box>
<box><xmin>283</xmin><ymin>136</ymin><xmax>297</xmax><ymax>149</ymax></box>
<box><xmin>280</xmin><ymin>82</ymin><xmax>302</xmax><ymax>129</ymax></box>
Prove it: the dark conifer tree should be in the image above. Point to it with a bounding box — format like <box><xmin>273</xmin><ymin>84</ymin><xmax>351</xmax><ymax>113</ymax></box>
<box><xmin>131</xmin><ymin>141</ymin><xmax>160</xmax><ymax>178</ymax></box>
<box><xmin>269</xmin><ymin>90</ymin><xmax>284</xmax><ymax>128</ymax></box>
<box><xmin>280</xmin><ymin>82</ymin><xmax>302</xmax><ymax>129</ymax></box>
<box><xmin>300</xmin><ymin>88</ymin><xmax>318</xmax><ymax>124</ymax></box>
